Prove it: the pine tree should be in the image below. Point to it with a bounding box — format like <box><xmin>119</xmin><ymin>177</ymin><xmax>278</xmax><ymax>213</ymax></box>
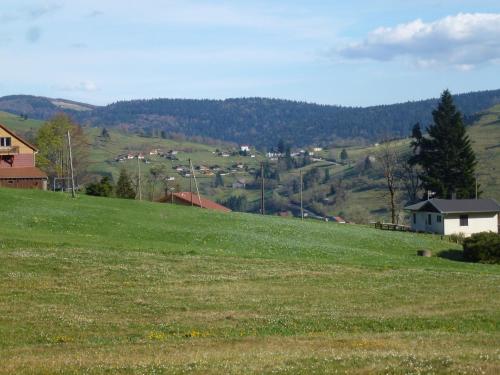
<box><xmin>213</xmin><ymin>172</ymin><xmax>224</xmax><ymax>188</ymax></box>
<box><xmin>340</xmin><ymin>149</ymin><xmax>348</xmax><ymax>164</ymax></box>
<box><xmin>116</xmin><ymin>168</ymin><xmax>136</xmax><ymax>199</ymax></box>
<box><xmin>101</xmin><ymin>128</ymin><xmax>110</xmax><ymax>140</ymax></box>
<box><xmin>417</xmin><ymin>90</ymin><xmax>477</xmax><ymax>199</ymax></box>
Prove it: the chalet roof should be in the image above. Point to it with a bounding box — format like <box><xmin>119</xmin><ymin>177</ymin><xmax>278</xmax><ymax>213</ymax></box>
<box><xmin>170</xmin><ymin>192</ymin><xmax>231</xmax><ymax>212</ymax></box>
<box><xmin>405</xmin><ymin>198</ymin><xmax>500</xmax><ymax>214</ymax></box>
<box><xmin>0</xmin><ymin>167</ymin><xmax>47</xmax><ymax>179</ymax></box>
<box><xmin>0</xmin><ymin>123</ymin><xmax>38</xmax><ymax>152</ymax></box>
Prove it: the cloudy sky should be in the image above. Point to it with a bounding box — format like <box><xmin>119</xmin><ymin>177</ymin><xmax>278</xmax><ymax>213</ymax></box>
<box><xmin>1</xmin><ymin>0</ymin><xmax>499</xmax><ymax>106</ymax></box>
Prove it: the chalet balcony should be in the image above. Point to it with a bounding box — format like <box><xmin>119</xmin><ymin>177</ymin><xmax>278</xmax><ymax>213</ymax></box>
<box><xmin>0</xmin><ymin>146</ymin><xmax>20</xmax><ymax>155</ymax></box>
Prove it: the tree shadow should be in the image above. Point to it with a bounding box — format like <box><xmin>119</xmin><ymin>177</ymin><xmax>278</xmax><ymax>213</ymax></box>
<box><xmin>437</xmin><ymin>249</ymin><xmax>465</xmax><ymax>262</ymax></box>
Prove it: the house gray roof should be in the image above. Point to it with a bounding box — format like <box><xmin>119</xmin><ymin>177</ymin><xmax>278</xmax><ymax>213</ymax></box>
<box><xmin>405</xmin><ymin>198</ymin><xmax>500</xmax><ymax>214</ymax></box>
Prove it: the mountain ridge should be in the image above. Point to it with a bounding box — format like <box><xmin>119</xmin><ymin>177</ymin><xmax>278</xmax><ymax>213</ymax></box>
<box><xmin>1</xmin><ymin>89</ymin><xmax>499</xmax><ymax>147</ymax></box>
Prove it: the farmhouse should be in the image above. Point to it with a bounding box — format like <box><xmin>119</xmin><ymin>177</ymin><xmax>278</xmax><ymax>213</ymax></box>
<box><xmin>162</xmin><ymin>192</ymin><xmax>231</xmax><ymax>212</ymax></box>
<box><xmin>0</xmin><ymin>124</ymin><xmax>47</xmax><ymax>190</ymax></box>
<box><xmin>405</xmin><ymin>198</ymin><xmax>500</xmax><ymax>236</ymax></box>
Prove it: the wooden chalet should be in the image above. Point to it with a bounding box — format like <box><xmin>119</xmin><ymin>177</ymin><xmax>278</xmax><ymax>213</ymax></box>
<box><xmin>0</xmin><ymin>123</ymin><xmax>47</xmax><ymax>190</ymax></box>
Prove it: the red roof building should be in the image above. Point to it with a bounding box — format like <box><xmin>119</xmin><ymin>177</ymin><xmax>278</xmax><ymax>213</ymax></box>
<box><xmin>163</xmin><ymin>192</ymin><xmax>231</xmax><ymax>212</ymax></box>
<box><xmin>0</xmin><ymin>123</ymin><xmax>47</xmax><ymax>190</ymax></box>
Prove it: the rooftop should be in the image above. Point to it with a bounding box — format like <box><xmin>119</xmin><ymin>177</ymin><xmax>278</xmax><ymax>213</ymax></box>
<box><xmin>0</xmin><ymin>167</ymin><xmax>48</xmax><ymax>179</ymax></box>
<box><xmin>405</xmin><ymin>198</ymin><xmax>500</xmax><ymax>214</ymax></box>
<box><xmin>166</xmin><ymin>192</ymin><xmax>231</xmax><ymax>213</ymax></box>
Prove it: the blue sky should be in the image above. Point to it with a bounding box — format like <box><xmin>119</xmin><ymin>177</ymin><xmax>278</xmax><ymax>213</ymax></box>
<box><xmin>1</xmin><ymin>0</ymin><xmax>499</xmax><ymax>106</ymax></box>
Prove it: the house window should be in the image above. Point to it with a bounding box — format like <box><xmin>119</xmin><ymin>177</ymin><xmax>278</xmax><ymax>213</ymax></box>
<box><xmin>437</xmin><ymin>215</ymin><xmax>442</xmax><ymax>223</ymax></box>
<box><xmin>413</xmin><ymin>213</ymin><xmax>416</xmax><ymax>224</ymax></box>
<box><xmin>460</xmin><ymin>214</ymin><xmax>468</xmax><ymax>226</ymax></box>
<box><xmin>427</xmin><ymin>214</ymin><xmax>432</xmax><ymax>225</ymax></box>
<box><xmin>0</xmin><ymin>137</ymin><xmax>12</xmax><ymax>147</ymax></box>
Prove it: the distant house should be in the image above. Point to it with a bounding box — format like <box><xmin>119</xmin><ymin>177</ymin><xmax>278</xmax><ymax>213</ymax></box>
<box><xmin>240</xmin><ymin>145</ymin><xmax>250</xmax><ymax>152</ymax></box>
<box><xmin>332</xmin><ymin>216</ymin><xmax>346</xmax><ymax>224</ymax></box>
<box><xmin>162</xmin><ymin>192</ymin><xmax>231</xmax><ymax>212</ymax></box>
<box><xmin>313</xmin><ymin>147</ymin><xmax>323</xmax><ymax>152</ymax></box>
<box><xmin>0</xmin><ymin>124</ymin><xmax>47</xmax><ymax>190</ymax></box>
<box><xmin>405</xmin><ymin>198</ymin><xmax>500</xmax><ymax>236</ymax></box>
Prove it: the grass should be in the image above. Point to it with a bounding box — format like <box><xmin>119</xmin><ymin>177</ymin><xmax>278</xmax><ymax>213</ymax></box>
<box><xmin>1</xmin><ymin>188</ymin><xmax>499</xmax><ymax>374</ymax></box>
<box><xmin>0</xmin><ymin>111</ymin><xmax>44</xmax><ymax>133</ymax></box>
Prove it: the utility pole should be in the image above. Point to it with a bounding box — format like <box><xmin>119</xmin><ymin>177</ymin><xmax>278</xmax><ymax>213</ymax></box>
<box><xmin>189</xmin><ymin>158</ymin><xmax>193</xmax><ymax>206</ymax></box>
<box><xmin>66</xmin><ymin>131</ymin><xmax>76</xmax><ymax>198</ymax></box>
<box><xmin>300</xmin><ymin>170</ymin><xmax>304</xmax><ymax>220</ymax></box>
<box><xmin>260</xmin><ymin>161</ymin><xmax>265</xmax><ymax>215</ymax></box>
<box><xmin>137</xmin><ymin>155</ymin><xmax>142</xmax><ymax>201</ymax></box>
<box><xmin>190</xmin><ymin>159</ymin><xmax>203</xmax><ymax>209</ymax></box>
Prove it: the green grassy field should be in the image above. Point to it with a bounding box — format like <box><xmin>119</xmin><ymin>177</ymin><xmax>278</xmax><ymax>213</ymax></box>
<box><xmin>1</xmin><ymin>188</ymin><xmax>499</xmax><ymax>374</ymax></box>
<box><xmin>0</xmin><ymin>111</ymin><xmax>44</xmax><ymax>133</ymax></box>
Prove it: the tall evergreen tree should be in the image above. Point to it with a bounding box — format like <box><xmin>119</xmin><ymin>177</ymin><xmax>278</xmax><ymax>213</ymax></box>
<box><xmin>213</xmin><ymin>172</ymin><xmax>224</xmax><ymax>188</ymax></box>
<box><xmin>416</xmin><ymin>90</ymin><xmax>477</xmax><ymax>199</ymax></box>
<box><xmin>115</xmin><ymin>168</ymin><xmax>136</xmax><ymax>199</ymax></box>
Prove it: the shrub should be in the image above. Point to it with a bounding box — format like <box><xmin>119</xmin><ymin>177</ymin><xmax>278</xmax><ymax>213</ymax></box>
<box><xmin>448</xmin><ymin>232</ymin><xmax>465</xmax><ymax>244</ymax></box>
<box><xmin>86</xmin><ymin>176</ymin><xmax>114</xmax><ymax>197</ymax></box>
<box><xmin>462</xmin><ymin>232</ymin><xmax>500</xmax><ymax>264</ymax></box>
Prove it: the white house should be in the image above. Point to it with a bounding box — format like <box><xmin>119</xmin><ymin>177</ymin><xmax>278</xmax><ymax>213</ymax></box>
<box><xmin>240</xmin><ymin>145</ymin><xmax>250</xmax><ymax>152</ymax></box>
<box><xmin>405</xmin><ymin>198</ymin><xmax>500</xmax><ymax>236</ymax></box>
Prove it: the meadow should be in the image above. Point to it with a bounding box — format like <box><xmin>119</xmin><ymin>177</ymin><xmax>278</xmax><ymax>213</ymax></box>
<box><xmin>1</xmin><ymin>188</ymin><xmax>499</xmax><ymax>374</ymax></box>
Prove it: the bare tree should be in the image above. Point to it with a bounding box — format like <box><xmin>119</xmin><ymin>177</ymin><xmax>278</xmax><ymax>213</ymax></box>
<box><xmin>398</xmin><ymin>156</ymin><xmax>421</xmax><ymax>204</ymax></box>
<box><xmin>379</xmin><ymin>142</ymin><xmax>401</xmax><ymax>224</ymax></box>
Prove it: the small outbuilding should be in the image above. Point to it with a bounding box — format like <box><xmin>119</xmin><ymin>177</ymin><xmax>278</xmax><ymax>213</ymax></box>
<box><xmin>405</xmin><ymin>198</ymin><xmax>500</xmax><ymax>236</ymax></box>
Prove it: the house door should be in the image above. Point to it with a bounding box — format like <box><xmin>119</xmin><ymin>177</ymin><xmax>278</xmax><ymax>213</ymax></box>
<box><xmin>425</xmin><ymin>213</ymin><xmax>432</xmax><ymax>232</ymax></box>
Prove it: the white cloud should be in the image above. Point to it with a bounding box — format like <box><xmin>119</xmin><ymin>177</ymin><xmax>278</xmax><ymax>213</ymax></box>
<box><xmin>55</xmin><ymin>81</ymin><xmax>98</xmax><ymax>92</ymax></box>
<box><xmin>339</xmin><ymin>13</ymin><xmax>500</xmax><ymax>69</ymax></box>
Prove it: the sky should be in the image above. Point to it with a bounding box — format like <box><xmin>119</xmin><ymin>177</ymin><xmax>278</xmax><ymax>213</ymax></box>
<box><xmin>1</xmin><ymin>0</ymin><xmax>499</xmax><ymax>106</ymax></box>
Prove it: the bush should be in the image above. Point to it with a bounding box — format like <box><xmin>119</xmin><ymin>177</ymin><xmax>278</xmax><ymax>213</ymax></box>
<box><xmin>448</xmin><ymin>232</ymin><xmax>465</xmax><ymax>244</ymax></box>
<box><xmin>463</xmin><ymin>232</ymin><xmax>500</xmax><ymax>264</ymax></box>
<box><xmin>86</xmin><ymin>176</ymin><xmax>114</xmax><ymax>197</ymax></box>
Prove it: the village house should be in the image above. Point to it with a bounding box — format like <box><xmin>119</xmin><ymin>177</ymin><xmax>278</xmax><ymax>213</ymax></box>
<box><xmin>0</xmin><ymin>124</ymin><xmax>47</xmax><ymax>190</ymax></box>
<box><xmin>240</xmin><ymin>145</ymin><xmax>250</xmax><ymax>152</ymax></box>
<box><xmin>405</xmin><ymin>198</ymin><xmax>500</xmax><ymax>236</ymax></box>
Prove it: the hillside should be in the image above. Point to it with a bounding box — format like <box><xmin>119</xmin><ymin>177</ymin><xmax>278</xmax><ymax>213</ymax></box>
<box><xmin>0</xmin><ymin>95</ymin><xmax>95</xmax><ymax>121</ymax></box>
<box><xmin>2</xmin><ymin>102</ymin><xmax>499</xmax><ymax>221</ymax></box>
<box><xmin>468</xmin><ymin>104</ymin><xmax>500</xmax><ymax>199</ymax></box>
<box><xmin>0</xmin><ymin>188</ymin><xmax>499</xmax><ymax>373</ymax></box>
<box><xmin>1</xmin><ymin>89</ymin><xmax>499</xmax><ymax>148</ymax></box>
<box><xmin>278</xmin><ymin>104</ymin><xmax>500</xmax><ymax>223</ymax></box>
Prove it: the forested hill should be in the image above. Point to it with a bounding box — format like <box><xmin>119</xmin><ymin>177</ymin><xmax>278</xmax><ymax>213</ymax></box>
<box><xmin>1</xmin><ymin>89</ymin><xmax>499</xmax><ymax>147</ymax></box>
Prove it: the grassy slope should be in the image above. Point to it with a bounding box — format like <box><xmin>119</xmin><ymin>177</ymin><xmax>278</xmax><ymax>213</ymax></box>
<box><xmin>1</xmin><ymin>188</ymin><xmax>499</xmax><ymax>374</ymax></box>
<box><xmin>468</xmin><ymin>104</ymin><xmax>500</xmax><ymax>199</ymax></box>
<box><xmin>318</xmin><ymin>107</ymin><xmax>500</xmax><ymax>222</ymax></box>
<box><xmin>0</xmin><ymin>111</ymin><xmax>44</xmax><ymax>133</ymax></box>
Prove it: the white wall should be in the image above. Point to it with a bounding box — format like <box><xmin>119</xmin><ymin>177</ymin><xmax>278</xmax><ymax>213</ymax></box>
<box><xmin>410</xmin><ymin>211</ymin><xmax>444</xmax><ymax>234</ymax></box>
<box><xmin>444</xmin><ymin>213</ymin><xmax>498</xmax><ymax>236</ymax></box>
